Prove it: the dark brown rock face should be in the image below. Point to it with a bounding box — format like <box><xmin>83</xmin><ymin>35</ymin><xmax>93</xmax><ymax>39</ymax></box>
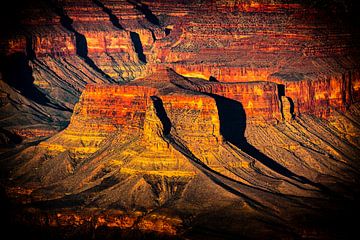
<box><xmin>1</xmin><ymin>0</ymin><xmax>360</xmax><ymax>239</ymax></box>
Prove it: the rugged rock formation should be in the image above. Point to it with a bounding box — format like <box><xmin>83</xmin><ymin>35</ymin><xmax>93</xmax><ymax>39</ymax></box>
<box><xmin>1</xmin><ymin>0</ymin><xmax>360</xmax><ymax>239</ymax></box>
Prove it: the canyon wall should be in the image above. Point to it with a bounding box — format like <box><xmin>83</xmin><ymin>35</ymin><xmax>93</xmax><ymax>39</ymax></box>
<box><xmin>2</xmin><ymin>0</ymin><xmax>359</xmax><ymax>136</ymax></box>
<box><xmin>1</xmin><ymin>1</ymin><xmax>360</xmax><ymax>239</ymax></box>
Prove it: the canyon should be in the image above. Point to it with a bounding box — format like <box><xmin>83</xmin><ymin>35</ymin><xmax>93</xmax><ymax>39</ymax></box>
<box><xmin>0</xmin><ymin>0</ymin><xmax>360</xmax><ymax>239</ymax></box>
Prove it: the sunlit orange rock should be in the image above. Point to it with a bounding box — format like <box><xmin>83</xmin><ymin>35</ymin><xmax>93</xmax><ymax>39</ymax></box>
<box><xmin>1</xmin><ymin>1</ymin><xmax>360</xmax><ymax>239</ymax></box>
<box><xmin>32</xmin><ymin>33</ymin><xmax>76</xmax><ymax>57</ymax></box>
<box><xmin>178</xmin><ymin>77</ymin><xmax>281</xmax><ymax>123</ymax></box>
<box><xmin>40</xmin><ymin>84</ymin><xmax>159</xmax><ymax>157</ymax></box>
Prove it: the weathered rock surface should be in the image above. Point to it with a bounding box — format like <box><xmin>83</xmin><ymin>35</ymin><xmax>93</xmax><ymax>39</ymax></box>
<box><xmin>1</xmin><ymin>0</ymin><xmax>360</xmax><ymax>239</ymax></box>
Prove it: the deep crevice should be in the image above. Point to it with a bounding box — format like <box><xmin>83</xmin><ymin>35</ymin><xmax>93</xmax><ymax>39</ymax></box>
<box><xmin>278</xmin><ymin>84</ymin><xmax>285</xmax><ymax>119</ymax></box>
<box><xmin>92</xmin><ymin>0</ymin><xmax>124</xmax><ymax>30</ymax></box>
<box><xmin>25</xmin><ymin>36</ymin><xmax>35</xmax><ymax>60</ymax></box>
<box><xmin>211</xmin><ymin>93</ymin><xmax>332</xmax><ymax>194</ymax></box>
<box><xmin>130</xmin><ymin>31</ymin><xmax>147</xmax><ymax>63</ymax></box>
<box><xmin>168</xmin><ymin>70</ymin><xmax>333</xmax><ymax>194</ymax></box>
<box><xmin>150</xmin><ymin>96</ymin><xmax>171</xmax><ymax>136</ymax></box>
<box><xmin>128</xmin><ymin>0</ymin><xmax>160</xmax><ymax>26</ymax></box>
<box><xmin>287</xmin><ymin>96</ymin><xmax>295</xmax><ymax>118</ymax></box>
<box><xmin>278</xmin><ymin>84</ymin><xmax>285</xmax><ymax>98</ymax></box>
<box><xmin>49</xmin><ymin>0</ymin><xmax>114</xmax><ymax>81</ymax></box>
<box><xmin>0</xmin><ymin>52</ymin><xmax>51</xmax><ymax>105</ymax></box>
<box><xmin>147</xmin><ymin>95</ymin><xmax>268</xmax><ymax>209</ymax></box>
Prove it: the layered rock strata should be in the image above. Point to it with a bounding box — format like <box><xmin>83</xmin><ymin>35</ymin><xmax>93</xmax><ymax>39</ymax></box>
<box><xmin>1</xmin><ymin>0</ymin><xmax>360</xmax><ymax>239</ymax></box>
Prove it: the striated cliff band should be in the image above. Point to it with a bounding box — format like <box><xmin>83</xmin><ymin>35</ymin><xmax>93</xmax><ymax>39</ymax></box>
<box><xmin>1</xmin><ymin>0</ymin><xmax>360</xmax><ymax>239</ymax></box>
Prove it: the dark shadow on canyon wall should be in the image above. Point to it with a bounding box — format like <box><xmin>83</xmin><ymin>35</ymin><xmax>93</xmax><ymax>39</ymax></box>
<box><xmin>278</xmin><ymin>84</ymin><xmax>285</xmax><ymax>98</ymax></box>
<box><xmin>212</xmin><ymin>94</ymin><xmax>330</xmax><ymax>192</ymax></box>
<box><xmin>287</xmin><ymin>97</ymin><xmax>295</xmax><ymax>118</ymax></box>
<box><xmin>0</xmin><ymin>53</ymin><xmax>50</xmax><ymax>105</ymax></box>
<box><xmin>49</xmin><ymin>0</ymin><xmax>114</xmax><ymax>81</ymax></box>
<box><xmin>130</xmin><ymin>31</ymin><xmax>147</xmax><ymax>63</ymax></box>
<box><xmin>128</xmin><ymin>0</ymin><xmax>160</xmax><ymax>26</ymax></box>
<box><xmin>151</xmin><ymin>96</ymin><xmax>171</xmax><ymax>135</ymax></box>
<box><xmin>164</xmin><ymin>28</ymin><xmax>171</xmax><ymax>36</ymax></box>
<box><xmin>0</xmin><ymin>128</ymin><xmax>23</xmax><ymax>146</ymax></box>
<box><xmin>93</xmin><ymin>0</ymin><xmax>124</xmax><ymax>30</ymax></box>
<box><xmin>277</xmin><ymin>84</ymin><xmax>295</xmax><ymax>119</ymax></box>
<box><xmin>209</xmin><ymin>76</ymin><xmax>218</xmax><ymax>82</ymax></box>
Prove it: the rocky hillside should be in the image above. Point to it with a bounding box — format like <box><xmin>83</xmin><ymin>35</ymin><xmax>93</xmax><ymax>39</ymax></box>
<box><xmin>0</xmin><ymin>0</ymin><xmax>360</xmax><ymax>239</ymax></box>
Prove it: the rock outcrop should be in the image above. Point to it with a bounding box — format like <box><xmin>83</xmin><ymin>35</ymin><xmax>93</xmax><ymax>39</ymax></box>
<box><xmin>1</xmin><ymin>1</ymin><xmax>360</xmax><ymax>239</ymax></box>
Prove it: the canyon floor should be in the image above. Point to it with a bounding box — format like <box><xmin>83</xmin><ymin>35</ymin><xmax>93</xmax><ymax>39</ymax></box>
<box><xmin>1</xmin><ymin>0</ymin><xmax>360</xmax><ymax>239</ymax></box>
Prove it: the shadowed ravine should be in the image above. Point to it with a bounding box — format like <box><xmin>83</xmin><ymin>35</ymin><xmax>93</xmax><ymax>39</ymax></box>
<box><xmin>149</xmin><ymin>94</ymin><xmax>326</xmax><ymax>213</ymax></box>
<box><xmin>92</xmin><ymin>0</ymin><xmax>147</xmax><ymax>63</ymax></box>
<box><xmin>93</xmin><ymin>0</ymin><xmax>124</xmax><ymax>30</ymax></box>
<box><xmin>130</xmin><ymin>32</ymin><xmax>147</xmax><ymax>63</ymax></box>
<box><xmin>150</xmin><ymin>95</ymin><xmax>269</xmax><ymax>210</ymax></box>
<box><xmin>212</xmin><ymin>94</ymin><xmax>334</xmax><ymax>194</ymax></box>
<box><xmin>1</xmin><ymin>1</ymin><xmax>360</xmax><ymax>239</ymax></box>
<box><xmin>0</xmin><ymin>52</ymin><xmax>71</xmax><ymax>111</ymax></box>
<box><xmin>127</xmin><ymin>0</ymin><xmax>160</xmax><ymax>26</ymax></box>
<box><xmin>170</xmin><ymin>73</ymin><xmax>331</xmax><ymax>194</ymax></box>
<box><xmin>49</xmin><ymin>0</ymin><xmax>115</xmax><ymax>82</ymax></box>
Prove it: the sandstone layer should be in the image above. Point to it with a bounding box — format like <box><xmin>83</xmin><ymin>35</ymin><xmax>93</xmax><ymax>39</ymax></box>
<box><xmin>1</xmin><ymin>0</ymin><xmax>360</xmax><ymax>239</ymax></box>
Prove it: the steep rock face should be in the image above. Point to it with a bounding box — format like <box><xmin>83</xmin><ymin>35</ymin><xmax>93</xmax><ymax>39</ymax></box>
<box><xmin>31</xmin><ymin>30</ymin><xmax>76</xmax><ymax>57</ymax></box>
<box><xmin>272</xmin><ymin>72</ymin><xmax>360</xmax><ymax>118</ymax></box>
<box><xmin>39</xmin><ymin>84</ymin><xmax>158</xmax><ymax>158</ymax></box>
<box><xmin>146</xmin><ymin>0</ymin><xmax>360</xmax><ymax>120</ymax></box>
<box><xmin>14</xmin><ymin>70</ymin><xmax>226</xmax><ymax>186</ymax></box>
<box><xmin>1</xmin><ymin>0</ymin><xmax>359</xmax><ymax>137</ymax></box>
<box><xmin>174</xmin><ymin>77</ymin><xmax>281</xmax><ymax>123</ymax></box>
<box><xmin>14</xmin><ymin>68</ymin><xmax>360</xmax><ymax>196</ymax></box>
<box><xmin>60</xmin><ymin>0</ymin><xmax>147</xmax><ymax>80</ymax></box>
<box><xmin>1</xmin><ymin>1</ymin><xmax>360</xmax><ymax>239</ymax></box>
<box><xmin>162</xmin><ymin>93</ymin><xmax>221</xmax><ymax>146</ymax></box>
<box><xmin>10</xmin><ymin>68</ymin><xmax>360</xmax><ymax>238</ymax></box>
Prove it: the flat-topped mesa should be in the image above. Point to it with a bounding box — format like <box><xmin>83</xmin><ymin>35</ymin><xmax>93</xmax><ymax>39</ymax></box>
<box><xmin>124</xmin><ymin>69</ymin><xmax>223</xmax><ymax>148</ymax></box>
<box><xmin>33</xmin><ymin>68</ymin><xmax>226</xmax><ymax>180</ymax></box>
<box><xmin>40</xmin><ymin>84</ymin><xmax>158</xmax><ymax>156</ymax></box>
<box><xmin>3</xmin><ymin>1</ymin><xmax>360</xmax><ymax>238</ymax></box>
